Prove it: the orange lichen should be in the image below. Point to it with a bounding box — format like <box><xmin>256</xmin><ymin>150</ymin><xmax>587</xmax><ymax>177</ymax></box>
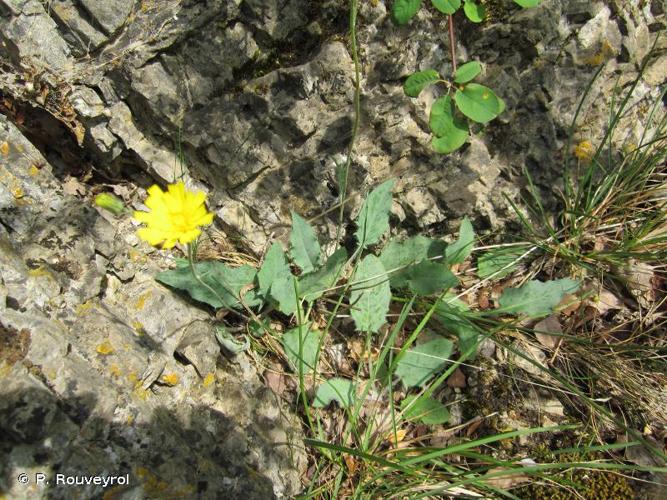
<box><xmin>203</xmin><ymin>372</ymin><xmax>216</xmax><ymax>387</ymax></box>
<box><xmin>134</xmin><ymin>291</ymin><xmax>152</xmax><ymax>311</ymax></box>
<box><xmin>96</xmin><ymin>341</ymin><xmax>115</xmax><ymax>355</ymax></box>
<box><xmin>109</xmin><ymin>364</ymin><xmax>122</xmax><ymax>378</ymax></box>
<box><xmin>161</xmin><ymin>373</ymin><xmax>179</xmax><ymax>386</ymax></box>
<box><xmin>0</xmin><ymin>142</ymin><xmax>9</xmax><ymax>155</ymax></box>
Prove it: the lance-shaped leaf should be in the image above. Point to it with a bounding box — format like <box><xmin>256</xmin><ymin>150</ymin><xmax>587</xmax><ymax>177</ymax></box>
<box><xmin>349</xmin><ymin>255</ymin><xmax>391</xmax><ymax>333</ymax></box>
<box><xmin>499</xmin><ymin>279</ymin><xmax>581</xmax><ymax>318</ymax></box>
<box><xmin>406</xmin><ymin>260</ymin><xmax>458</xmax><ymax>296</ymax></box>
<box><xmin>514</xmin><ymin>0</ymin><xmax>540</xmax><ymax>7</ymax></box>
<box><xmin>355</xmin><ymin>179</ymin><xmax>395</xmax><ymax>249</ymax></box>
<box><xmin>270</xmin><ymin>275</ymin><xmax>299</xmax><ymax>315</ymax></box>
<box><xmin>401</xmin><ymin>395</ymin><xmax>450</xmax><ymax>425</ymax></box>
<box><xmin>257</xmin><ymin>243</ymin><xmax>291</xmax><ymax>298</ymax></box>
<box><xmin>446</xmin><ymin>217</ymin><xmax>475</xmax><ymax>264</ymax></box>
<box><xmin>380</xmin><ymin>235</ymin><xmax>446</xmax><ymax>288</ymax></box>
<box><xmin>157</xmin><ymin>261</ymin><xmax>261</xmax><ymax>310</ymax></box>
<box><xmin>477</xmin><ymin>246</ymin><xmax>526</xmax><ymax>279</ymax></box>
<box><xmin>404</xmin><ymin>69</ymin><xmax>440</xmax><ymax>97</ymax></box>
<box><xmin>282</xmin><ymin>323</ymin><xmax>321</xmax><ymax>374</ymax></box>
<box><xmin>395</xmin><ymin>338</ymin><xmax>454</xmax><ymax>387</ymax></box>
<box><xmin>298</xmin><ymin>248</ymin><xmax>348</xmax><ymax>302</ymax></box>
<box><xmin>290</xmin><ymin>211</ymin><xmax>321</xmax><ymax>273</ymax></box>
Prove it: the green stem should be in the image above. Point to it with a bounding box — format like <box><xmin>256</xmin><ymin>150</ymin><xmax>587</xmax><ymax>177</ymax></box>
<box><xmin>335</xmin><ymin>0</ymin><xmax>362</xmax><ymax>245</ymax></box>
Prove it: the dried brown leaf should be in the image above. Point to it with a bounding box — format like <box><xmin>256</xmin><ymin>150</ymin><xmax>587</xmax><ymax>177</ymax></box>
<box><xmin>533</xmin><ymin>315</ymin><xmax>563</xmax><ymax>349</ymax></box>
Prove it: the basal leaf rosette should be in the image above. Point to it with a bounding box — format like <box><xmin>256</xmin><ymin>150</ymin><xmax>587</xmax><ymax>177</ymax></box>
<box><xmin>134</xmin><ymin>182</ymin><xmax>214</xmax><ymax>249</ymax></box>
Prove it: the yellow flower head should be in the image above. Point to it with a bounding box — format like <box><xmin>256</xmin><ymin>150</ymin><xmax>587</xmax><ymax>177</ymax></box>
<box><xmin>133</xmin><ymin>182</ymin><xmax>213</xmax><ymax>249</ymax></box>
<box><xmin>573</xmin><ymin>140</ymin><xmax>595</xmax><ymax>162</ymax></box>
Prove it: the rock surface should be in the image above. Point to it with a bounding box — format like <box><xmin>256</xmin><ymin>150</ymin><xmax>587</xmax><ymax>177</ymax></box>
<box><xmin>0</xmin><ymin>0</ymin><xmax>663</xmax><ymax>252</ymax></box>
<box><xmin>0</xmin><ymin>115</ymin><xmax>305</xmax><ymax>499</ymax></box>
<box><xmin>0</xmin><ymin>1</ymin><xmax>665</xmax><ymax>497</ymax></box>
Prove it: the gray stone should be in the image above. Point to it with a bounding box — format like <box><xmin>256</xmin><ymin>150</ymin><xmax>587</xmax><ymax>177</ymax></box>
<box><xmin>76</xmin><ymin>0</ymin><xmax>134</xmax><ymax>36</ymax></box>
<box><xmin>0</xmin><ymin>118</ymin><xmax>305</xmax><ymax>499</ymax></box>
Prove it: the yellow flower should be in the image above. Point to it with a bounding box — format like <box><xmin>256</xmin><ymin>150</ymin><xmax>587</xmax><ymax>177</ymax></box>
<box><xmin>133</xmin><ymin>182</ymin><xmax>213</xmax><ymax>249</ymax></box>
<box><xmin>573</xmin><ymin>140</ymin><xmax>595</xmax><ymax>162</ymax></box>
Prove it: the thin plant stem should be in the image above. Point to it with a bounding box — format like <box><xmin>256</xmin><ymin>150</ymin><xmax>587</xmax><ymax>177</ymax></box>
<box><xmin>448</xmin><ymin>15</ymin><xmax>457</xmax><ymax>74</ymax></box>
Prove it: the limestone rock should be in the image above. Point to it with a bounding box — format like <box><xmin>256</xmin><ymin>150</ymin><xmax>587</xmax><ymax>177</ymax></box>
<box><xmin>0</xmin><ymin>117</ymin><xmax>305</xmax><ymax>499</ymax></box>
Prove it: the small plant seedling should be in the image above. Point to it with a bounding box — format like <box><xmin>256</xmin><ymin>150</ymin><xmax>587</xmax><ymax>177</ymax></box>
<box><xmin>393</xmin><ymin>0</ymin><xmax>542</xmax><ymax>152</ymax></box>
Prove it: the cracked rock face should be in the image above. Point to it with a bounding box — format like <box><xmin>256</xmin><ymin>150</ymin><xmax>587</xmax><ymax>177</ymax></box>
<box><xmin>1</xmin><ymin>0</ymin><xmax>664</xmax><ymax>251</ymax></box>
<box><xmin>0</xmin><ymin>115</ymin><xmax>305</xmax><ymax>499</ymax></box>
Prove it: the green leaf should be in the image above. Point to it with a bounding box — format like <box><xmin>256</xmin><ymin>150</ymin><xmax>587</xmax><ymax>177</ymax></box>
<box><xmin>454</xmin><ymin>83</ymin><xmax>504</xmax><ymax>124</ymax></box>
<box><xmin>355</xmin><ymin>179</ymin><xmax>395</xmax><ymax>249</ymax></box>
<box><xmin>156</xmin><ymin>261</ymin><xmax>261</xmax><ymax>310</ymax></box>
<box><xmin>431</xmin><ymin>0</ymin><xmax>461</xmax><ymax>15</ymax></box>
<box><xmin>403</xmin><ymin>69</ymin><xmax>441</xmax><ymax>98</ymax></box>
<box><xmin>454</xmin><ymin>61</ymin><xmax>481</xmax><ymax>84</ymax></box>
<box><xmin>499</xmin><ymin>279</ymin><xmax>581</xmax><ymax>318</ymax></box>
<box><xmin>270</xmin><ymin>275</ymin><xmax>299</xmax><ymax>315</ymax></box>
<box><xmin>514</xmin><ymin>0</ymin><xmax>540</xmax><ymax>7</ymax></box>
<box><xmin>477</xmin><ymin>246</ymin><xmax>526</xmax><ymax>279</ymax></box>
<box><xmin>298</xmin><ymin>248</ymin><xmax>348</xmax><ymax>302</ymax></box>
<box><xmin>406</xmin><ymin>261</ymin><xmax>458</xmax><ymax>296</ymax></box>
<box><xmin>282</xmin><ymin>324</ymin><xmax>321</xmax><ymax>374</ymax></box>
<box><xmin>401</xmin><ymin>395</ymin><xmax>450</xmax><ymax>425</ymax></box>
<box><xmin>435</xmin><ymin>293</ymin><xmax>470</xmax><ymax>314</ymax></box>
<box><xmin>429</xmin><ymin>95</ymin><xmax>469</xmax><ymax>153</ymax></box>
<box><xmin>439</xmin><ymin>312</ymin><xmax>480</xmax><ymax>355</ymax></box>
<box><xmin>446</xmin><ymin>217</ymin><xmax>475</xmax><ymax>264</ymax></box>
<box><xmin>380</xmin><ymin>235</ymin><xmax>446</xmax><ymax>287</ymax></box>
<box><xmin>392</xmin><ymin>0</ymin><xmax>422</xmax><ymax>25</ymax></box>
<box><xmin>349</xmin><ymin>255</ymin><xmax>391</xmax><ymax>333</ymax></box>
<box><xmin>290</xmin><ymin>211</ymin><xmax>321</xmax><ymax>273</ymax></box>
<box><xmin>463</xmin><ymin>0</ymin><xmax>485</xmax><ymax>22</ymax></box>
<box><xmin>257</xmin><ymin>243</ymin><xmax>291</xmax><ymax>298</ymax></box>
<box><xmin>395</xmin><ymin>338</ymin><xmax>454</xmax><ymax>388</ymax></box>
<box><xmin>313</xmin><ymin>378</ymin><xmax>355</xmax><ymax>408</ymax></box>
